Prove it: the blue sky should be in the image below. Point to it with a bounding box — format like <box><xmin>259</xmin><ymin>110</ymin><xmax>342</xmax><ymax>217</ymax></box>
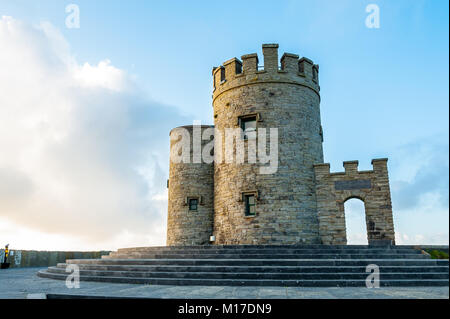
<box><xmin>3</xmin><ymin>1</ymin><xmax>448</xmax><ymax>128</ymax></box>
<box><xmin>0</xmin><ymin>0</ymin><xmax>448</xmax><ymax>249</ymax></box>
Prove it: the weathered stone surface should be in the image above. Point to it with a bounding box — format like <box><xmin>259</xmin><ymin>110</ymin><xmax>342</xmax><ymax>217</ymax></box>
<box><xmin>167</xmin><ymin>44</ymin><xmax>396</xmax><ymax>246</ymax></box>
<box><xmin>313</xmin><ymin>159</ymin><xmax>396</xmax><ymax>245</ymax></box>
<box><xmin>335</xmin><ymin>179</ymin><xmax>371</xmax><ymax>190</ymax></box>
<box><xmin>212</xmin><ymin>44</ymin><xmax>323</xmax><ymax>245</ymax></box>
<box><xmin>167</xmin><ymin>125</ymin><xmax>215</xmax><ymax>245</ymax></box>
<box><xmin>14</xmin><ymin>264</ymin><xmax>450</xmax><ymax>298</ymax></box>
<box><xmin>0</xmin><ymin>249</ymin><xmax>109</xmax><ymax>268</ymax></box>
<box><xmin>36</xmin><ymin>245</ymin><xmax>449</xmax><ymax>288</ymax></box>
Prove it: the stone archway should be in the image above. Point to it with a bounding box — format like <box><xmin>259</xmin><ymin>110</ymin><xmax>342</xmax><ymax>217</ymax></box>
<box><xmin>313</xmin><ymin>158</ymin><xmax>396</xmax><ymax>245</ymax></box>
<box><xmin>343</xmin><ymin>197</ymin><xmax>368</xmax><ymax>245</ymax></box>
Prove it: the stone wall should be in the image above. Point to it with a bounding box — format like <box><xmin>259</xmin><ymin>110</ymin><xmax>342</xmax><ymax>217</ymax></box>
<box><xmin>0</xmin><ymin>249</ymin><xmax>109</xmax><ymax>268</ymax></box>
<box><xmin>166</xmin><ymin>125</ymin><xmax>215</xmax><ymax>245</ymax></box>
<box><xmin>313</xmin><ymin>159</ymin><xmax>395</xmax><ymax>245</ymax></box>
<box><xmin>211</xmin><ymin>44</ymin><xmax>324</xmax><ymax>244</ymax></box>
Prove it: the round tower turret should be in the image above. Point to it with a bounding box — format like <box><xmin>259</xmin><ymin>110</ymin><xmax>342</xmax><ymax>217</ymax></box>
<box><xmin>212</xmin><ymin>44</ymin><xmax>324</xmax><ymax>244</ymax></box>
<box><xmin>167</xmin><ymin>125</ymin><xmax>215</xmax><ymax>245</ymax></box>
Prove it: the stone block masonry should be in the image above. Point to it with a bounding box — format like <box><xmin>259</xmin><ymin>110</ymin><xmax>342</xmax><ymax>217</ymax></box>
<box><xmin>167</xmin><ymin>125</ymin><xmax>215</xmax><ymax>245</ymax></box>
<box><xmin>0</xmin><ymin>249</ymin><xmax>110</xmax><ymax>268</ymax></box>
<box><xmin>314</xmin><ymin>159</ymin><xmax>395</xmax><ymax>245</ymax></box>
<box><xmin>166</xmin><ymin>44</ymin><xmax>396</xmax><ymax>246</ymax></box>
<box><xmin>212</xmin><ymin>44</ymin><xmax>323</xmax><ymax>244</ymax></box>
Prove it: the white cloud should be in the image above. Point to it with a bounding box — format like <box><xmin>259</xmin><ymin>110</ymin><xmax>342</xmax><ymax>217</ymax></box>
<box><xmin>0</xmin><ymin>16</ymin><xmax>187</xmax><ymax>250</ymax></box>
<box><xmin>72</xmin><ymin>59</ymin><xmax>131</xmax><ymax>92</ymax></box>
<box><xmin>395</xmin><ymin>232</ymin><xmax>448</xmax><ymax>245</ymax></box>
<box><xmin>389</xmin><ymin>136</ymin><xmax>449</xmax><ymax>244</ymax></box>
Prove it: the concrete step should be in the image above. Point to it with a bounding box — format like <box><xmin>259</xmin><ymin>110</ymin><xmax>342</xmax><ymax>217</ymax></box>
<box><xmin>45</xmin><ymin>266</ymin><xmax>449</xmax><ymax>280</ymax></box>
<box><xmin>104</xmin><ymin>253</ymin><xmax>427</xmax><ymax>260</ymax></box>
<box><xmin>107</xmin><ymin>248</ymin><xmax>421</xmax><ymax>254</ymax></box>
<box><xmin>116</xmin><ymin>245</ymin><xmax>422</xmax><ymax>252</ymax></box>
<box><xmin>37</xmin><ymin>245</ymin><xmax>448</xmax><ymax>287</ymax></box>
<box><xmin>115</xmin><ymin>247</ymin><xmax>423</xmax><ymax>255</ymax></box>
<box><xmin>66</xmin><ymin>258</ymin><xmax>448</xmax><ymax>267</ymax></box>
<box><xmin>55</xmin><ymin>263</ymin><xmax>449</xmax><ymax>274</ymax></box>
<box><xmin>37</xmin><ymin>270</ymin><xmax>450</xmax><ymax>287</ymax></box>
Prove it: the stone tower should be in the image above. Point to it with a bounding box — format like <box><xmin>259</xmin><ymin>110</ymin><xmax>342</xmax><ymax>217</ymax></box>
<box><xmin>166</xmin><ymin>44</ymin><xmax>396</xmax><ymax>246</ymax></box>
<box><xmin>167</xmin><ymin>125</ymin><xmax>215</xmax><ymax>245</ymax></box>
<box><xmin>212</xmin><ymin>44</ymin><xmax>323</xmax><ymax>244</ymax></box>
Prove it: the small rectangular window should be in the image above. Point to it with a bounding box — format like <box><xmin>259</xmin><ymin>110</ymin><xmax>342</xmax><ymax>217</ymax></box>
<box><xmin>189</xmin><ymin>198</ymin><xmax>198</xmax><ymax>211</ymax></box>
<box><xmin>220</xmin><ymin>67</ymin><xmax>225</xmax><ymax>82</ymax></box>
<box><xmin>244</xmin><ymin>194</ymin><xmax>256</xmax><ymax>216</ymax></box>
<box><xmin>240</xmin><ymin>116</ymin><xmax>257</xmax><ymax>140</ymax></box>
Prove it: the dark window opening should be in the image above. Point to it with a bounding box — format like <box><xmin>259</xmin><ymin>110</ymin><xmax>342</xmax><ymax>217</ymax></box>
<box><xmin>244</xmin><ymin>194</ymin><xmax>256</xmax><ymax>216</ymax></box>
<box><xmin>240</xmin><ymin>116</ymin><xmax>257</xmax><ymax>140</ymax></box>
<box><xmin>235</xmin><ymin>63</ymin><xmax>242</xmax><ymax>74</ymax></box>
<box><xmin>220</xmin><ymin>67</ymin><xmax>225</xmax><ymax>82</ymax></box>
<box><xmin>189</xmin><ymin>198</ymin><xmax>198</xmax><ymax>211</ymax></box>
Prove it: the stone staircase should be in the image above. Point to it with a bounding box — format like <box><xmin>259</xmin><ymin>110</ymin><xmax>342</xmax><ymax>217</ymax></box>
<box><xmin>37</xmin><ymin>245</ymin><xmax>449</xmax><ymax>287</ymax></box>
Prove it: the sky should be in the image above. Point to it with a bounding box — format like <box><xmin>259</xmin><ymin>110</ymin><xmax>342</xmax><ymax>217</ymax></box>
<box><xmin>0</xmin><ymin>0</ymin><xmax>448</xmax><ymax>250</ymax></box>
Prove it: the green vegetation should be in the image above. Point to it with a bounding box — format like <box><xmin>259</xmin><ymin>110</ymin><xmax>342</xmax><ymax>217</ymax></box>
<box><xmin>425</xmin><ymin>249</ymin><xmax>449</xmax><ymax>259</ymax></box>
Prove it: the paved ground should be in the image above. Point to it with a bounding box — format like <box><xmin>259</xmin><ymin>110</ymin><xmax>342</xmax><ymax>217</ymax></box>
<box><xmin>0</xmin><ymin>267</ymin><xmax>448</xmax><ymax>299</ymax></box>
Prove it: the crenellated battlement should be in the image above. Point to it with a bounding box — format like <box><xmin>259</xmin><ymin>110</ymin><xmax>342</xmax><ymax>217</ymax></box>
<box><xmin>168</xmin><ymin>43</ymin><xmax>396</xmax><ymax>247</ymax></box>
<box><xmin>212</xmin><ymin>44</ymin><xmax>320</xmax><ymax>101</ymax></box>
<box><xmin>313</xmin><ymin>158</ymin><xmax>389</xmax><ymax>177</ymax></box>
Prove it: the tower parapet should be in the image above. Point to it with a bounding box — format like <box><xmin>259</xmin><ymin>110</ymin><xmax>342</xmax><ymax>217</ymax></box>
<box><xmin>212</xmin><ymin>44</ymin><xmax>320</xmax><ymax>104</ymax></box>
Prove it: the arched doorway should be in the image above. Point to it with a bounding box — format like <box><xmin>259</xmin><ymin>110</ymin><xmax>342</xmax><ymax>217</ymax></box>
<box><xmin>314</xmin><ymin>159</ymin><xmax>396</xmax><ymax>245</ymax></box>
<box><xmin>344</xmin><ymin>198</ymin><xmax>368</xmax><ymax>245</ymax></box>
